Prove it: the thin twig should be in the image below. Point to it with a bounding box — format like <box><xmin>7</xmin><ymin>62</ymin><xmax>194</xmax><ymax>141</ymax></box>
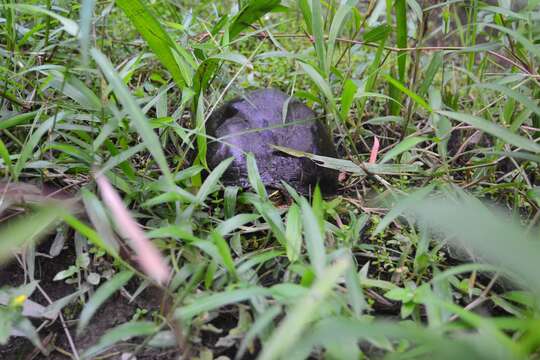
<box><xmin>449</xmin><ymin>274</ymin><xmax>499</xmax><ymax>322</ymax></box>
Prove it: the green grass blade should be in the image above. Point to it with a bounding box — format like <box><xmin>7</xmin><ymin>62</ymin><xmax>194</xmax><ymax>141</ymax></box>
<box><xmin>285</xmin><ymin>203</ymin><xmax>302</xmax><ymax>263</ymax></box>
<box><xmin>247</xmin><ymin>152</ymin><xmax>268</xmax><ymax>199</ymax></box>
<box><xmin>258</xmin><ymin>257</ymin><xmax>349</xmax><ymax>360</ymax></box>
<box><xmin>310</xmin><ymin>0</ymin><xmax>327</xmax><ymax>75</ymax></box>
<box><xmin>196</xmin><ymin>157</ymin><xmax>233</xmax><ymax>204</ymax></box>
<box><xmin>380</xmin><ymin>136</ymin><xmax>427</xmax><ymax>164</ymax></box>
<box><xmin>79</xmin><ymin>0</ymin><xmax>95</xmax><ymax>64</ymax></box>
<box><xmin>115</xmin><ymin>0</ymin><xmax>190</xmax><ymax>88</ymax></box>
<box><xmin>81</xmin><ymin>321</ymin><xmax>157</xmax><ymax>359</ymax></box>
<box><xmin>439</xmin><ymin>111</ymin><xmax>540</xmax><ymax>153</ymax></box>
<box><xmin>250</xmin><ymin>199</ymin><xmax>287</xmax><ymax>247</ymax></box>
<box><xmin>210</xmin><ymin>231</ymin><xmax>237</xmax><ymax>279</ymax></box>
<box><xmin>384</xmin><ymin>74</ymin><xmax>432</xmax><ymax>112</ymax></box>
<box><xmin>175</xmin><ymin>287</ymin><xmax>269</xmax><ymax>321</ymax></box>
<box><xmin>298</xmin><ymin>0</ymin><xmax>312</xmax><ymax>34</ymax></box>
<box><xmin>485</xmin><ymin>23</ymin><xmax>540</xmax><ymax>60</ymax></box>
<box><xmin>13</xmin><ymin>112</ymin><xmax>65</xmax><ymax>180</ymax></box>
<box><xmin>327</xmin><ymin>0</ymin><xmax>357</xmax><ymax>72</ymax></box>
<box><xmin>475</xmin><ymin>83</ymin><xmax>540</xmax><ymax>118</ymax></box>
<box><xmin>77</xmin><ymin>271</ymin><xmax>134</xmax><ymax>333</ymax></box>
<box><xmin>395</xmin><ymin>0</ymin><xmax>407</xmax><ymax>82</ymax></box>
<box><xmin>417</xmin><ymin>52</ymin><xmax>443</xmax><ymax>97</ymax></box>
<box><xmin>229</xmin><ymin>0</ymin><xmax>281</xmax><ymax>40</ymax></box>
<box><xmin>0</xmin><ymin>137</ymin><xmax>12</xmax><ymax>176</ymax></box>
<box><xmin>340</xmin><ymin>79</ymin><xmax>357</xmax><ymax>120</ymax></box>
<box><xmin>300</xmin><ymin>198</ymin><xmax>326</xmax><ymax>277</ymax></box>
<box><xmin>91</xmin><ymin>48</ymin><xmax>174</xmax><ymax>188</ymax></box>
<box><xmin>0</xmin><ymin>110</ymin><xmax>40</xmax><ymax>131</ymax></box>
<box><xmin>300</xmin><ymin>62</ymin><xmax>338</xmax><ymax>115</ymax></box>
<box><xmin>409</xmin><ymin>193</ymin><xmax>540</xmax><ymax>295</ymax></box>
<box><xmin>2</xmin><ymin>4</ymin><xmax>78</xmax><ymax>35</ymax></box>
<box><xmin>216</xmin><ymin>213</ymin><xmax>259</xmax><ymax>237</ymax></box>
<box><xmin>373</xmin><ymin>185</ymin><xmax>435</xmax><ymax>236</ymax></box>
<box><xmin>0</xmin><ymin>205</ymin><xmax>64</xmax><ymax>264</ymax></box>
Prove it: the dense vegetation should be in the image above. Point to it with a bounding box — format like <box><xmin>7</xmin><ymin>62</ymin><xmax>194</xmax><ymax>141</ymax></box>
<box><xmin>1</xmin><ymin>0</ymin><xmax>540</xmax><ymax>359</ymax></box>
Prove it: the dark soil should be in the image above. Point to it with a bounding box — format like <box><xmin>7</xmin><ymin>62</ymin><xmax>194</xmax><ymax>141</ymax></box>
<box><xmin>0</xmin><ymin>236</ymin><xmax>179</xmax><ymax>360</ymax></box>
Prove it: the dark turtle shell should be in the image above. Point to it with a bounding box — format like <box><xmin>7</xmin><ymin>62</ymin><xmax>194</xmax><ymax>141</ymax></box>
<box><xmin>206</xmin><ymin>89</ymin><xmax>338</xmax><ymax>194</ymax></box>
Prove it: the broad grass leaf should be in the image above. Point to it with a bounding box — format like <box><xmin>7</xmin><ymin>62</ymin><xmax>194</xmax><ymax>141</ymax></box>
<box><xmin>196</xmin><ymin>157</ymin><xmax>233</xmax><ymax>204</ymax></box>
<box><xmin>237</xmin><ymin>305</ymin><xmax>281</xmax><ymax>360</ymax></box>
<box><xmin>3</xmin><ymin>4</ymin><xmax>78</xmax><ymax>35</ymax></box>
<box><xmin>91</xmin><ymin>49</ymin><xmax>175</xmax><ymax>188</ymax></box>
<box><xmin>224</xmin><ymin>186</ymin><xmax>239</xmax><ymax>219</ymax></box>
<box><xmin>142</xmin><ymin>189</ymin><xmax>197</xmax><ymax>207</ymax></box>
<box><xmin>46</xmin><ymin>71</ymin><xmax>102</xmax><ymax>111</ymax></box>
<box><xmin>290</xmin><ymin>317</ymin><xmax>504</xmax><ymax>360</ymax></box>
<box><xmin>79</xmin><ymin>0</ymin><xmax>95</xmax><ymax>64</ymax></box>
<box><xmin>0</xmin><ymin>110</ymin><xmax>40</xmax><ymax>131</ymax></box>
<box><xmin>175</xmin><ymin>287</ymin><xmax>270</xmax><ymax>321</ymax></box>
<box><xmin>417</xmin><ymin>52</ymin><xmax>443</xmax><ymax>97</ymax></box>
<box><xmin>98</xmin><ymin>143</ymin><xmax>145</xmax><ymax>176</ymax></box>
<box><xmin>300</xmin><ymin>198</ymin><xmax>326</xmax><ymax>277</ymax></box>
<box><xmin>77</xmin><ymin>271</ymin><xmax>133</xmax><ymax>333</ymax></box>
<box><xmin>475</xmin><ymin>83</ymin><xmax>540</xmax><ymax>118</ymax></box>
<box><xmin>380</xmin><ymin>136</ymin><xmax>427</xmax><ymax>164</ymax></box>
<box><xmin>62</xmin><ymin>214</ymin><xmax>119</xmax><ymax>259</ymax></box>
<box><xmin>340</xmin><ymin>79</ymin><xmax>358</xmax><ymax>119</ymax></box>
<box><xmin>395</xmin><ymin>0</ymin><xmax>407</xmax><ymax>82</ymax></box>
<box><xmin>310</xmin><ymin>0</ymin><xmax>327</xmax><ymax>74</ymax></box>
<box><xmin>485</xmin><ymin>23</ymin><xmax>540</xmax><ymax>60</ymax></box>
<box><xmin>250</xmin><ymin>199</ymin><xmax>287</xmax><ymax>247</ymax></box>
<box><xmin>174</xmin><ymin>165</ymin><xmax>204</xmax><ymax>183</ymax></box>
<box><xmin>229</xmin><ymin>0</ymin><xmax>281</xmax><ymax>40</ymax></box>
<box><xmin>439</xmin><ymin>111</ymin><xmax>540</xmax><ymax>153</ymax></box>
<box><xmin>272</xmin><ymin>145</ymin><xmax>420</xmax><ymax>175</ymax></box>
<box><xmin>285</xmin><ymin>203</ymin><xmax>302</xmax><ymax>263</ymax></box>
<box><xmin>0</xmin><ymin>138</ymin><xmax>12</xmax><ymax>175</ymax></box>
<box><xmin>0</xmin><ymin>205</ymin><xmax>64</xmax><ymax>264</ymax></box>
<box><xmin>196</xmin><ymin>51</ymin><xmax>252</xmax><ymax>98</ymax></box>
<box><xmin>345</xmin><ymin>253</ymin><xmax>366</xmax><ymax>317</ymax></box>
<box><xmin>81</xmin><ymin>189</ymin><xmax>120</xmax><ymax>252</ymax></box>
<box><xmin>13</xmin><ymin>112</ymin><xmax>65</xmax><ymax>180</ymax></box>
<box><xmin>258</xmin><ymin>258</ymin><xmax>349</xmax><ymax>360</ymax></box>
<box><xmin>431</xmin><ymin>263</ymin><xmax>501</xmax><ymax>284</ymax></box>
<box><xmin>373</xmin><ymin>185</ymin><xmax>435</xmax><ymax>236</ymax></box>
<box><xmin>384</xmin><ymin>74</ymin><xmax>432</xmax><ymax>112</ymax></box>
<box><xmin>299</xmin><ymin>62</ymin><xmax>338</xmax><ymax>115</ymax></box>
<box><xmin>216</xmin><ymin>213</ymin><xmax>259</xmax><ymax>237</ymax></box>
<box><xmin>409</xmin><ymin>194</ymin><xmax>540</xmax><ymax>295</ymax></box>
<box><xmin>363</xmin><ymin>24</ymin><xmax>391</xmax><ymax>43</ymax></box>
<box><xmin>482</xmin><ymin>5</ymin><xmax>528</xmax><ymax>20</ymax></box>
<box><xmin>298</xmin><ymin>0</ymin><xmax>313</xmax><ymax>34</ymax></box>
<box><xmin>43</xmin><ymin>288</ymin><xmax>87</xmax><ymax>320</ymax></box>
<box><xmin>210</xmin><ymin>231</ymin><xmax>237</xmax><ymax>278</ymax></box>
<box><xmin>236</xmin><ymin>250</ymin><xmax>282</xmax><ymax>276</ymax></box>
<box><xmin>246</xmin><ymin>153</ymin><xmax>267</xmax><ymax>199</ymax></box>
<box><xmin>82</xmin><ymin>321</ymin><xmax>157</xmax><ymax>359</ymax></box>
<box><xmin>146</xmin><ymin>226</ymin><xmax>200</xmax><ymax>243</ymax></box>
<box><xmin>359</xmin><ymin>30</ymin><xmax>389</xmax><ymax>115</ymax></box>
<box><xmin>116</xmin><ymin>0</ymin><xmax>191</xmax><ymax>88</ymax></box>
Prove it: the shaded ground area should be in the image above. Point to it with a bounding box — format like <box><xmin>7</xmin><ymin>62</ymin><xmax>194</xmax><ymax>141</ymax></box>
<box><xmin>0</xmin><ymin>237</ymin><xmax>179</xmax><ymax>360</ymax></box>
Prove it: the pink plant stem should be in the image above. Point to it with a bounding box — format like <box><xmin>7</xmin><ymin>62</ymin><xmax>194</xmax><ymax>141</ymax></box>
<box><xmin>95</xmin><ymin>174</ymin><xmax>170</xmax><ymax>285</ymax></box>
<box><xmin>369</xmin><ymin>136</ymin><xmax>380</xmax><ymax>164</ymax></box>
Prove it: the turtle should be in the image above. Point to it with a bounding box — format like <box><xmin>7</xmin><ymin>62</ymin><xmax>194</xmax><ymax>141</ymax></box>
<box><xmin>206</xmin><ymin>88</ymin><xmax>338</xmax><ymax>194</ymax></box>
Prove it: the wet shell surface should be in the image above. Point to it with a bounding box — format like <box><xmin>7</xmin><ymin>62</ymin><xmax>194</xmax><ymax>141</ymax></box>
<box><xmin>206</xmin><ymin>88</ymin><xmax>338</xmax><ymax>193</ymax></box>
